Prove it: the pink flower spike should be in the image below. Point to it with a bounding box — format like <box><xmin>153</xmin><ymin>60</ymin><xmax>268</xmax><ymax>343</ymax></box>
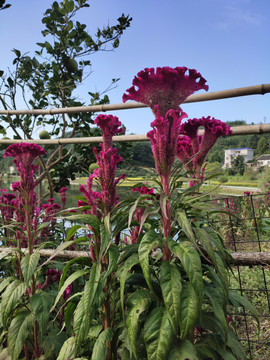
<box><xmin>94</xmin><ymin>114</ymin><xmax>125</xmax><ymax>151</ymax></box>
<box><xmin>123</xmin><ymin>67</ymin><xmax>208</xmax><ymax>117</ymax></box>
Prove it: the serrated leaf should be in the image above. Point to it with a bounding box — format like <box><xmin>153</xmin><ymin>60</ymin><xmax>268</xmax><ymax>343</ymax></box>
<box><xmin>1</xmin><ymin>280</ymin><xmax>27</xmax><ymax>328</ymax></box>
<box><xmin>179</xmin><ymin>283</ymin><xmax>198</xmax><ymax>339</ymax></box>
<box><xmin>169</xmin><ymin>240</ymin><xmax>203</xmax><ymax>308</ymax></box>
<box><xmin>126</xmin><ymin>290</ymin><xmax>152</xmax><ymax>360</ymax></box>
<box><xmin>138</xmin><ymin>229</ymin><xmax>162</xmax><ymax>294</ymax></box>
<box><xmin>168</xmin><ymin>340</ymin><xmax>199</xmax><ymax>360</ymax></box>
<box><xmin>8</xmin><ymin>311</ymin><xmax>35</xmax><ymax>360</ymax></box>
<box><xmin>91</xmin><ymin>328</ymin><xmax>113</xmax><ymax>360</ymax></box>
<box><xmin>144</xmin><ymin>307</ymin><xmax>173</xmax><ymax>360</ymax></box>
<box><xmin>21</xmin><ymin>252</ymin><xmax>40</xmax><ymax>286</ymax></box>
<box><xmin>160</xmin><ymin>261</ymin><xmax>182</xmax><ymax>333</ymax></box>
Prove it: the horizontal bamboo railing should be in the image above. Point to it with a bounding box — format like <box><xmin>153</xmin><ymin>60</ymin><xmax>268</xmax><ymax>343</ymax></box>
<box><xmin>0</xmin><ymin>247</ymin><xmax>269</xmax><ymax>266</ymax></box>
<box><xmin>0</xmin><ymin>124</ymin><xmax>269</xmax><ymax>145</ymax></box>
<box><xmin>0</xmin><ymin>83</ymin><xmax>269</xmax><ymax>116</ymax></box>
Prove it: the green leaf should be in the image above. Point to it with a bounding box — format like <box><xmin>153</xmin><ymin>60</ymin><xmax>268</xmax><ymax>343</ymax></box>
<box><xmin>99</xmin><ymin>223</ymin><xmax>112</xmax><ymax>261</ymax></box>
<box><xmin>105</xmin><ymin>245</ymin><xmax>119</xmax><ymax>277</ymax></box>
<box><xmin>40</xmin><ymin>237</ymin><xmax>85</xmax><ymax>266</ymax></box>
<box><xmin>179</xmin><ymin>283</ymin><xmax>198</xmax><ymax>339</ymax></box>
<box><xmin>1</xmin><ymin>280</ymin><xmax>27</xmax><ymax>328</ymax></box>
<box><xmin>117</xmin><ymin>253</ymin><xmax>139</xmax><ymax>315</ymax></box>
<box><xmin>65</xmin><ymin>224</ymin><xmax>82</xmax><ymax>241</ymax></box>
<box><xmin>138</xmin><ymin>229</ymin><xmax>162</xmax><ymax>294</ymax></box>
<box><xmin>204</xmin><ymin>286</ymin><xmax>228</xmax><ymax>340</ymax></box>
<box><xmin>56</xmin><ymin>337</ymin><xmax>76</xmax><ymax>360</ymax></box>
<box><xmin>177</xmin><ymin>210</ymin><xmax>196</xmax><ymax>243</ymax></box>
<box><xmin>228</xmin><ymin>290</ymin><xmax>259</xmax><ymax>325</ymax></box>
<box><xmin>59</xmin><ymin>257</ymin><xmax>91</xmax><ymax>290</ymax></box>
<box><xmin>128</xmin><ymin>198</ymin><xmax>140</xmax><ymax>228</ymax></box>
<box><xmin>168</xmin><ymin>340</ymin><xmax>199</xmax><ymax>360</ymax></box>
<box><xmin>144</xmin><ymin>307</ymin><xmax>173</xmax><ymax>360</ymax></box>
<box><xmin>126</xmin><ymin>290</ymin><xmax>152</xmax><ymax>360</ymax></box>
<box><xmin>74</xmin><ymin>264</ymin><xmax>102</xmax><ymax>347</ymax></box>
<box><xmin>51</xmin><ymin>269</ymin><xmax>89</xmax><ymax>311</ymax></box>
<box><xmin>0</xmin><ymin>249</ymin><xmax>16</xmax><ymax>261</ymax></box>
<box><xmin>8</xmin><ymin>310</ymin><xmax>35</xmax><ymax>360</ymax></box>
<box><xmin>0</xmin><ymin>347</ymin><xmax>11</xmax><ymax>360</ymax></box>
<box><xmin>169</xmin><ymin>240</ymin><xmax>203</xmax><ymax>308</ymax></box>
<box><xmin>21</xmin><ymin>252</ymin><xmax>40</xmax><ymax>286</ymax></box>
<box><xmin>0</xmin><ymin>277</ymin><xmax>14</xmax><ymax>294</ymax></box>
<box><xmin>65</xmin><ymin>214</ymin><xmax>100</xmax><ymax>236</ymax></box>
<box><xmin>160</xmin><ymin>261</ymin><xmax>182</xmax><ymax>334</ymax></box>
<box><xmin>227</xmin><ymin>327</ymin><xmax>248</xmax><ymax>360</ymax></box>
<box><xmin>30</xmin><ymin>291</ymin><xmax>53</xmax><ymax>336</ymax></box>
<box><xmin>91</xmin><ymin>328</ymin><xmax>113</xmax><ymax>360</ymax></box>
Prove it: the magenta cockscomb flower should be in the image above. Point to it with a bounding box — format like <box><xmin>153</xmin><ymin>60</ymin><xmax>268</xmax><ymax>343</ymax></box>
<box><xmin>94</xmin><ymin>114</ymin><xmax>124</xmax><ymax>151</ymax></box>
<box><xmin>4</xmin><ymin>143</ymin><xmax>46</xmax><ymax>167</ymax></box>
<box><xmin>123</xmin><ymin>67</ymin><xmax>208</xmax><ymax>117</ymax></box>
<box><xmin>178</xmin><ymin>117</ymin><xmax>232</xmax><ymax>184</ymax></box>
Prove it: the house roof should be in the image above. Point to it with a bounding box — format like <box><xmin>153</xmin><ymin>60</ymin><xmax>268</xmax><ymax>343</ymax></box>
<box><xmin>256</xmin><ymin>154</ymin><xmax>270</xmax><ymax>161</ymax></box>
<box><xmin>226</xmin><ymin>147</ymin><xmax>253</xmax><ymax>151</ymax></box>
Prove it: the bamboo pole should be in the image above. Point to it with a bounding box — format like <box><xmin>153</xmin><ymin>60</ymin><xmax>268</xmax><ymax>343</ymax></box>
<box><xmin>0</xmin><ymin>124</ymin><xmax>269</xmax><ymax>145</ymax></box>
<box><xmin>0</xmin><ymin>247</ymin><xmax>269</xmax><ymax>265</ymax></box>
<box><xmin>0</xmin><ymin>83</ymin><xmax>269</xmax><ymax>116</ymax></box>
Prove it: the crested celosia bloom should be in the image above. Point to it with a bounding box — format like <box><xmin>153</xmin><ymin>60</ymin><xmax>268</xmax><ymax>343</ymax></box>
<box><xmin>4</xmin><ymin>143</ymin><xmax>46</xmax><ymax>167</ymax></box>
<box><xmin>123</xmin><ymin>67</ymin><xmax>208</xmax><ymax>117</ymax></box>
<box><xmin>178</xmin><ymin>117</ymin><xmax>232</xmax><ymax>185</ymax></box>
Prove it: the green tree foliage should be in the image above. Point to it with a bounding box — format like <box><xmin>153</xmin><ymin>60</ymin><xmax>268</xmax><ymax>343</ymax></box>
<box><xmin>0</xmin><ymin>0</ymin><xmax>132</xmax><ymax>194</ymax></box>
<box><xmin>231</xmin><ymin>155</ymin><xmax>245</xmax><ymax>175</ymax></box>
<box><xmin>0</xmin><ymin>0</ymin><xmax>11</xmax><ymax>11</ymax></box>
<box><xmin>256</xmin><ymin>136</ymin><xmax>268</xmax><ymax>155</ymax></box>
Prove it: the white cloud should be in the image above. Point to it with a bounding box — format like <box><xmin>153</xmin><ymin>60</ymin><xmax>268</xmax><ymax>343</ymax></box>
<box><xmin>215</xmin><ymin>2</ymin><xmax>263</xmax><ymax>30</ymax></box>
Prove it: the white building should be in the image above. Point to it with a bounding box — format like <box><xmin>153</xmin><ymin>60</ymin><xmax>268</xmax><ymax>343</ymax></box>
<box><xmin>224</xmin><ymin>148</ymin><xmax>254</xmax><ymax>168</ymax></box>
<box><xmin>256</xmin><ymin>154</ymin><xmax>270</xmax><ymax>168</ymax></box>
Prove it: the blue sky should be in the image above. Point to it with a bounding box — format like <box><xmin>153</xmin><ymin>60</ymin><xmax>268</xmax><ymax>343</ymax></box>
<box><xmin>0</xmin><ymin>0</ymin><xmax>269</xmax><ymax>136</ymax></box>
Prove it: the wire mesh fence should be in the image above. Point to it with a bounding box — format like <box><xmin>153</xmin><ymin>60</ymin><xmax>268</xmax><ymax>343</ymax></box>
<box><xmin>206</xmin><ymin>193</ymin><xmax>270</xmax><ymax>360</ymax></box>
